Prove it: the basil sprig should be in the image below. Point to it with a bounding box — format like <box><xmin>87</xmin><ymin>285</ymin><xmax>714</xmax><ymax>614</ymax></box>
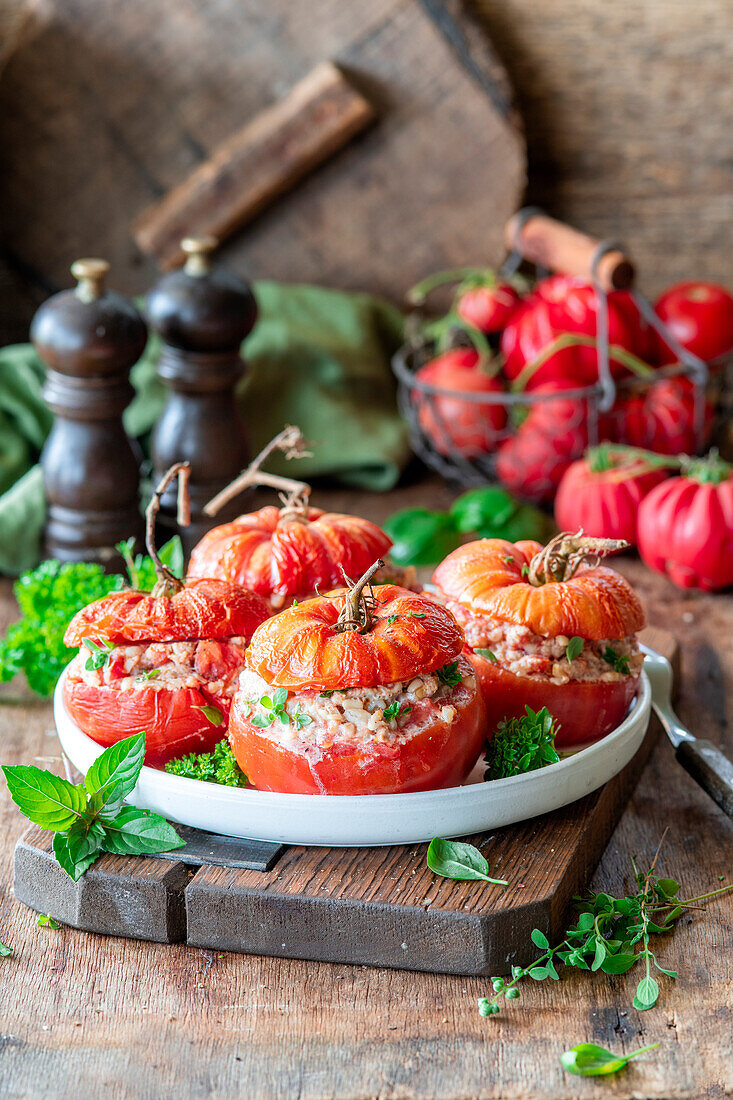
<box><xmin>427</xmin><ymin>838</ymin><xmax>508</xmax><ymax>886</ymax></box>
<box><xmin>2</xmin><ymin>733</ymin><xmax>184</xmax><ymax>880</ymax></box>
<box><xmin>561</xmin><ymin>1041</ymin><xmax>659</xmax><ymax>1077</ymax></box>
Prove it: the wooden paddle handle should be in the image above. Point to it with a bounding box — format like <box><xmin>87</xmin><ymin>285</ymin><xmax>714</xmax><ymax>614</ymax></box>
<box><xmin>504</xmin><ymin>211</ymin><xmax>635</xmax><ymax>291</ymax></box>
<box><xmin>677</xmin><ymin>739</ymin><xmax>733</xmax><ymax>818</ymax></box>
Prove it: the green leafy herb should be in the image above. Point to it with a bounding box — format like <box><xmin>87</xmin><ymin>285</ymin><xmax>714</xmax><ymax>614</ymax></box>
<box><xmin>427</xmin><ymin>838</ymin><xmax>508</xmax><ymax>886</ymax></box>
<box><xmin>193</xmin><ymin>704</ymin><xmax>224</xmax><ymax>726</ymax></box>
<box><xmin>566</xmin><ymin>637</ymin><xmax>584</xmax><ymax>663</ymax></box>
<box><xmin>37</xmin><ymin>914</ymin><xmax>60</xmax><ymax>929</ymax></box>
<box><xmin>291</xmin><ymin>599</ymin><xmax>299</xmax><ymax>609</ymax></box>
<box><xmin>484</xmin><ymin>706</ymin><xmax>560</xmax><ymax>781</ymax></box>
<box><xmin>2</xmin><ymin>734</ymin><xmax>184</xmax><ymax>880</ymax></box>
<box><xmin>0</xmin><ymin>941</ymin><xmax>13</xmax><ymax>957</ymax></box>
<box><xmin>382</xmin><ymin>701</ymin><xmax>412</xmax><ymax>723</ymax></box>
<box><xmin>603</xmin><ymin>646</ymin><xmax>631</xmax><ymax>675</ymax></box>
<box><xmin>521</xmin><ymin>564</ymin><xmax>530</xmax><ymax>577</ymax></box>
<box><xmin>477</xmin><ymin>839</ymin><xmax>733</xmax><ymax>1017</ymax></box>
<box><xmin>319</xmin><ymin>689</ymin><xmax>348</xmax><ymax>698</ymax></box>
<box><xmin>165</xmin><ymin>740</ymin><xmax>248</xmax><ymax>787</ymax></box>
<box><xmin>292</xmin><ymin>704</ymin><xmax>313</xmax><ymax>731</ymax></box>
<box><xmin>386</xmin><ymin>613</ymin><xmax>399</xmax><ymax>625</ymax></box>
<box><xmin>437</xmin><ymin>660</ymin><xmax>462</xmax><ymax>688</ymax></box>
<box><xmin>407</xmin><ymin>611</ymin><xmax>426</xmax><ymax>619</ymax></box>
<box><xmin>116</xmin><ymin>535</ymin><xmax>184</xmax><ymax>592</ymax></box>
<box><xmin>82</xmin><ymin>637</ymin><xmax>114</xmax><ymax>671</ymax></box>
<box><xmin>474</xmin><ymin>648</ymin><xmax>498</xmax><ymax>662</ymax></box>
<box><xmin>136</xmin><ymin>668</ymin><xmax>161</xmax><ymax>684</ymax></box>
<box><xmin>251</xmin><ymin>688</ymin><xmax>290</xmax><ymax>727</ymax></box>
<box><xmin>561</xmin><ymin>1042</ymin><xmax>659</xmax><ymax>1077</ymax></box>
<box><xmin>0</xmin><ymin>560</ymin><xmax>124</xmax><ymax>696</ymax></box>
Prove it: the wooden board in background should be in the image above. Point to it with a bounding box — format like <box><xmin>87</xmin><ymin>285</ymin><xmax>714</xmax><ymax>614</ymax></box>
<box><xmin>0</xmin><ymin>0</ymin><xmax>525</xmax><ymax>341</ymax></box>
<box><xmin>13</xmin><ymin>627</ymin><xmax>677</xmax><ymax>976</ymax></box>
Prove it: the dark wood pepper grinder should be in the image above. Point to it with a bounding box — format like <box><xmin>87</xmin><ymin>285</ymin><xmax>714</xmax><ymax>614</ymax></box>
<box><xmin>30</xmin><ymin>258</ymin><xmax>147</xmax><ymax>567</ymax></box>
<box><xmin>145</xmin><ymin>236</ymin><xmax>257</xmax><ymax>555</ymax></box>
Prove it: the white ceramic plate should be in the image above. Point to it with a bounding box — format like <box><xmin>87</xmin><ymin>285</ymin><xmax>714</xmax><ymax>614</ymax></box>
<box><xmin>54</xmin><ymin>666</ymin><xmax>651</xmax><ymax>847</ymax></box>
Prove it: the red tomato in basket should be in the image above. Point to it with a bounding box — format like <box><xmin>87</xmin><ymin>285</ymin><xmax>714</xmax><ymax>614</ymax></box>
<box><xmin>637</xmin><ymin>454</ymin><xmax>733</xmax><ymax>590</ymax></box>
<box><xmin>612</xmin><ymin>377</ymin><xmax>713</xmax><ymax>456</ymax></box>
<box><xmin>652</xmin><ymin>281</ymin><xmax>733</xmax><ymax>365</ymax></box>
<box><xmin>554</xmin><ymin>447</ymin><xmax>671</xmax><ymax>545</ymax></box>
<box><xmin>501</xmin><ymin>275</ymin><xmax>652</xmax><ymax>388</ymax></box>
<box><xmin>413</xmin><ymin>349</ymin><xmax>507</xmax><ymax>458</ymax></box>
<box><xmin>456</xmin><ymin>282</ymin><xmax>522</xmax><ymax>334</ymax></box>
<box><xmin>495</xmin><ymin>381</ymin><xmax>593</xmax><ymax>503</ymax></box>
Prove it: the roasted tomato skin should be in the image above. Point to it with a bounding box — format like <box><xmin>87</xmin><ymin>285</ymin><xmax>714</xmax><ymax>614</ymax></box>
<box><xmin>469</xmin><ymin>651</ymin><xmax>638</xmax><ymax>749</ymax></box>
<box><xmin>63</xmin><ymin>673</ymin><xmax>229</xmax><ymax>768</ymax></box>
<box><xmin>228</xmin><ymin>679</ymin><xmax>486</xmax><ymax>795</ymax></box>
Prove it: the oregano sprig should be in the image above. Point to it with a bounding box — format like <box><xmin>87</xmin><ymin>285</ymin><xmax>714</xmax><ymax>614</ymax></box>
<box><xmin>2</xmin><ymin>734</ymin><xmax>184</xmax><ymax>881</ymax></box>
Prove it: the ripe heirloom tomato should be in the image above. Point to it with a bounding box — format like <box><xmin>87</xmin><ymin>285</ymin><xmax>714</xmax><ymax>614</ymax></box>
<box><xmin>637</xmin><ymin>452</ymin><xmax>733</xmax><ymax>591</ymax></box>
<box><xmin>554</xmin><ymin>445</ymin><xmax>671</xmax><ymax>545</ymax></box>
<box><xmin>188</xmin><ymin>427</ymin><xmax>400</xmax><ymax>608</ymax></box>
<box><xmin>653</xmin><ymin>281</ymin><xmax>733</xmax><ymax>365</ymax></box>
<box><xmin>63</xmin><ymin>464</ymin><xmax>270</xmax><ymax>767</ymax></box>
<box><xmin>433</xmin><ymin>534</ymin><xmax>646</xmax><ymax>747</ymax></box>
<box><xmin>413</xmin><ymin>349</ymin><xmax>507</xmax><ymax>458</ymax></box>
<box><xmin>229</xmin><ymin>561</ymin><xmax>487</xmax><ymax>794</ymax></box>
<box><xmin>456</xmin><ymin>282</ymin><xmax>522</xmax><ymax>334</ymax></box>
<box><xmin>613</xmin><ymin>377</ymin><xmax>713</xmax><ymax>456</ymax></box>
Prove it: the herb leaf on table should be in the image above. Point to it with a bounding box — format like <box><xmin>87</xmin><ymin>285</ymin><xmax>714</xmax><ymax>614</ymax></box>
<box><xmin>2</xmin><ymin>733</ymin><xmax>184</xmax><ymax>880</ymax></box>
<box><xmin>561</xmin><ymin>1041</ymin><xmax>660</xmax><ymax>1077</ymax></box>
<box><xmin>427</xmin><ymin>838</ymin><xmax>508</xmax><ymax>886</ymax></box>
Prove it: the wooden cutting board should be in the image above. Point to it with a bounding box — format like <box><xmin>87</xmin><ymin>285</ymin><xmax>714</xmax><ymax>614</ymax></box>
<box><xmin>13</xmin><ymin>627</ymin><xmax>676</xmax><ymax>976</ymax></box>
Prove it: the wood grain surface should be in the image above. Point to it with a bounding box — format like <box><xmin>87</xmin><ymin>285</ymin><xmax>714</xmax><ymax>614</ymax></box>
<box><xmin>1</xmin><ymin>479</ymin><xmax>732</xmax><ymax>1099</ymax></box>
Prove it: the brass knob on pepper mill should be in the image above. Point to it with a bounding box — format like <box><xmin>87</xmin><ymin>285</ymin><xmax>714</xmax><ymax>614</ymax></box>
<box><xmin>30</xmin><ymin>258</ymin><xmax>147</xmax><ymax>567</ymax></box>
<box><xmin>145</xmin><ymin>236</ymin><xmax>257</xmax><ymax>555</ymax></box>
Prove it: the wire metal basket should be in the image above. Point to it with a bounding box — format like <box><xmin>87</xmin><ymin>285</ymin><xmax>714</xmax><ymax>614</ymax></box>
<box><xmin>392</xmin><ymin>208</ymin><xmax>727</xmax><ymax>494</ymax></box>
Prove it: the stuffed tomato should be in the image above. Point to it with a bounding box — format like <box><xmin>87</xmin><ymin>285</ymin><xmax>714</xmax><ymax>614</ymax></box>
<box><xmin>63</xmin><ymin>465</ymin><xmax>270</xmax><ymax>768</ymax></box>
<box><xmin>228</xmin><ymin>561</ymin><xmax>486</xmax><ymax>794</ymax></box>
<box><xmin>432</xmin><ymin>533</ymin><xmax>646</xmax><ymax>748</ymax></box>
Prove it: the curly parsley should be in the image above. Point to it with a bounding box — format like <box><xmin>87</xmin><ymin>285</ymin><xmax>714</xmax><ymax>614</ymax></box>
<box><xmin>484</xmin><ymin>706</ymin><xmax>560</xmax><ymax>780</ymax></box>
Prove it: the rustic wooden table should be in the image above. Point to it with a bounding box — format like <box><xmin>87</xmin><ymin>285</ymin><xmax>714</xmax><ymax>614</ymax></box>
<box><xmin>1</xmin><ymin>478</ymin><xmax>731</xmax><ymax>1100</ymax></box>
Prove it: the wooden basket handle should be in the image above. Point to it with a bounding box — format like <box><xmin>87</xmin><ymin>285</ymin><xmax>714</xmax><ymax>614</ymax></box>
<box><xmin>504</xmin><ymin>210</ymin><xmax>635</xmax><ymax>291</ymax></box>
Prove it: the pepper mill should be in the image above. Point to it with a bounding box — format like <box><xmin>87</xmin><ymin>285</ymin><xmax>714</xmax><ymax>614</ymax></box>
<box><xmin>145</xmin><ymin>237</ymin><xmax>257</xmax><ymax>555</ymax></box>
<box><xmin>30</xmin><ymin>259</ymin><xmax>147</xmax><ymax>567</ymax></box>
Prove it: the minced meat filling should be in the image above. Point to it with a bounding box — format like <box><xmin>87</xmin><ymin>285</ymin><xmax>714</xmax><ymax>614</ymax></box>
<box><xmin>237</xmin><ymin>656</ymin><xmax>476</xmax><ymax>749</ymax></box>
<box><xmin>444</xmin><ymin>602</ymin><xmax>642</xmax><ymax>686</ymax></box>
<box><xmin>71</xmin><ymin>637</ymin><xmax>248</xmax><ymax>696</ymax></box>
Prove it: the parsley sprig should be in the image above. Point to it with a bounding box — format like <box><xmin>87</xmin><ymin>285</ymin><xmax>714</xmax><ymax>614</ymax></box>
<box><xmin>437</xmin><ymin>660</ymin><xmax>462</xmax><ymax>688</ymax></box>
<box><xmin>2</xmin><ymin>734</ymin><xmax>184</xmax><ymax>880</ymax></box>
<box><xmin>165</xmin><ymin>740</ymin><xmax>248</xmax><ymax>787</ymax></box>
<box><xmin>484</xmin><ymin>706</ymin><xmax>560</xmax><ymax>780</ymax></box>
<box><xmin>477</xmin><ymin>840</ymin><xmax>733</xmax><ymax>1017</ymax></box>
<box><xmin>603</xmin><ymin>646</ymin><xmax>631</xmax><ymax>675</ymax></box>
<box><xmin>382</xmin><ymin>701</ymin><xmax>412</xmax><ymax>723</ymax></box>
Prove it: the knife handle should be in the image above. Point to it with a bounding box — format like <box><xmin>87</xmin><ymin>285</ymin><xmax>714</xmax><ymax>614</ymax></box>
<box><xmin>676</xmin><ymin>739</ymin><xmax>733</xmax><ymax>818</ymax></box>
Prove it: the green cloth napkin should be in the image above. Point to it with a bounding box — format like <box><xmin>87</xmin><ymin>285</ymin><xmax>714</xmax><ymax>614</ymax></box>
<box><xmin>0</xmin><ymin>280</ymin><xmax>409</xmax><ymax>575</ymax></box>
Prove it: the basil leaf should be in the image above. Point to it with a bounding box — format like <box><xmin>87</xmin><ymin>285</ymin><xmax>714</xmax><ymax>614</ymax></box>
<box><xmin>193</xmin><ymin>705</ymin><xmax>224</xmax><ymax>727</ymax></box>
<box><xmin>426</xmin><ymin>838</ymin><xmax>508</xmax><ymax>886</ymax></box>
<box><xmin>2</xmin><ymin>765</ymin><xmax>86</xmax><ymax>831</ymax></box>
<box><xmin>158</xmin><ymin>536</ymin><xmax>184</xmax><ymax>580</ymax></box>
<box><xmin>101</xmin><ymin>807</ymin><xmax>185</xmax><ymax>855</ymax></box>
<box><xmin>474</xmin><ymin>648</ymin><xmax>498</xmax><ymax>662</ymax></box>
<box><xmin>561</xmin><ymin>1042</ymin><xmax>659</xmax><ymax>1077</ymax></box>
<box><xmin>84</xmin><ymin>733</ymin><xmax>145</xmax><ymax>805</ymax></box>
<box><xmin>0</xmin><ymin>941</ymin><xmax>13</xmax><ymax>957</ymax></box>
<box><xmin>52</xmin><ymin>830</ymin><xmax>103</xmax><ymax>881</ymax></box>
<box><xmin>633</xmin><ymin>975</ymin><xmax>660</xmax><ymax>1010</ymax></box>
<box><xmin>566</xmin><ymin>637</ymin><xmax>584</xmax><ymax>663</ymax></box>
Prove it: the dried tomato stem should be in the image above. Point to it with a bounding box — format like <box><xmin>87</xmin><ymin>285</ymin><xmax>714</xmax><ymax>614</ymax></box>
<box><xmin>334</xmin><ymin>559</ymin><xmax>385</xmax><ymax>634</ymax></box>
<box><xmin>204</xmin><ymin>426</ymin><xmax>312</xmax><ymax>518</ymax></box>
<box><xmin>527</xmin><ymin>530</ymin><xmax>628</xmax><ymax>585</ymax></box>
<box><xmin>146</xmin><ymin>462</ymin><xmax>191</xmax><ymax>598</ymax></box>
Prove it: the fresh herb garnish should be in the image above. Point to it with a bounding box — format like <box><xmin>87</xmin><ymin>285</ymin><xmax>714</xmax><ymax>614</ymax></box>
<box><xmin>477</xmin><ymin>839</ymin><xmax>733</xmax><ymax>1017</ymax></box>
<box><xmin>565</xmin><ymin>637</ymin><xmax>584</xmax><ymax>662</ymax></box>
<box><xmin>603</xmin><ymin>646</ymin><xmax>631</xmax><ymax>675</ymax></box>
<box><xmin>2</xmin><ymin>734</ymin><xmax>184</xmax><ymax>880</ymax></box>
<box><xmin>386</xmin><ymin>614</ymin><xmax>399</xmax><ymax>625</ymax></box>
<box><xmin>82</xmin><ymin>638</ymin><xmax>115</xmax><ymax>671</ymax></box>
<box><xmin>561</xmin><ymin>1042</ymin><xmax>659</xmax><ymax>1077</ymax></box>
<box><xmin>251</xmin><ymin>688</ymin><xmax>289</xmax><ymax>727</ymax></box>
<box><xmin>474</xmin><ymin>648</ymin><xmax>498</xmax><ymax>662</ymax></box>
<box><xmin>0</xmin><ymin>941</ymin><xmax>13</xmax><ymax>957</ymax></box>
<box><xmin>437</xmin><ymin>660</ymin><xmax>462</xmax><ymax>687</ymax></box>
<box><xmin>165</xmin><ymin>740</ymin><xmax>248</xmax><ymax>787</ymax></box>
<box><xmin>37</xmin><ymin>914</ymin><xmax>60</xmax><ymax>929</ymax></box>
<box><xmin>291</xmin><ymin>599</ymin><xmax>299</xmax><ymax>609</ymax></box>
<box><xmin>136</xmin><ymin>668</ymin><xmax>161</xmax><ymax>684</ymax></box>
<box><xmin>382</xmin><ymin>701</ymin><xmax>412</xmax><ymax>723</ymax></box>
<box><xmin>292</xmin><ymin>704</ymin><xmax>313</xmax><ymax>731</ymax></box>
<box><xmin>407</xmin><ymin>611</ymin><xmax>426</xmax><ymax>619</ymax></box>
<box><xmin>116</xmin><ymin>535</ymin><xmax>184</xmax><ymax>591</ymax></box>
<box><xmin>193</xmin><ymin>704</ymin><xmax>224</xmax><ymax>726</ymax></box>
<box><xmin>484</xmin><ymin>706</ymin><xmax>560</xmax><ymax>780</ymax></box>
<box><xmin>427</xmin><ymin>838</ymin><xmax>508</xmax><ymax>886</ymax></box>
<box><xmin>319</xmin><ymin>689</ymin><xmax>347</xmax><ymax>698</ymax></box>
<box><xmin>521</xmin><ymin>564</ymin><xmax>530</xmax><ymax>577</ymax></box>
